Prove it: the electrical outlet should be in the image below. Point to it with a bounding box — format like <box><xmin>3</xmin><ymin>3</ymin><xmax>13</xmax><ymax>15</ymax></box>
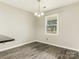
<box><xmin>46</xmin><ymin>38</ymin><xmax>48</xmax><ymax>40</ymax></box>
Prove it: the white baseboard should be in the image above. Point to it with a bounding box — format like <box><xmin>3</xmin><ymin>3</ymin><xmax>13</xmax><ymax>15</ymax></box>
<box><xmin>36</xmin><ymin>40</ymin><xmax>79</xmax><ymax>52</ymax></box>
<box><xmin>0</xmin><ymin>41</ymin><xmax>35</xmax><ymax>52</ymax></box>
<box><xmin>0</xmin><ymin>40</ymin><xmax>79</xmax><ymax>52</ymax></box>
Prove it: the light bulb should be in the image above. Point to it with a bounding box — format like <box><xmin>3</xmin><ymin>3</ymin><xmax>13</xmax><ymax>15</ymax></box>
<box><xmin>41</xmin><ymin>12</ymin><xmax>44</xmax><ymax>15</ymax></box>
<box><xmin>37</xmin><ymin>14</ymin><xmax>41</xmax><ymax>17</ymax></box>
<box><xmin>34</xmin><ymin>12</ymin><xmax>38</xmax><ymax>15</ymax></box>
<box><xmin>34</xmin><ymin>12</ymin><xmax>44</xmax><ymax>17</ymax></box>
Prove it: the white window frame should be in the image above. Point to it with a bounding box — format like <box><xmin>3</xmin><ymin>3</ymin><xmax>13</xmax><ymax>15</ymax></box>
<box><xmin>45</xmin><ymin>14</ymin><xmax>59</xmax><ymax>35</ymax></box>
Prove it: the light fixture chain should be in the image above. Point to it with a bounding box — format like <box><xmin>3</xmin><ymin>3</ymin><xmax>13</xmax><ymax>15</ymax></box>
<box><xmin>34</xmin><ymin>0</ymin><xmax>44</xmax><ymax>17</ymax></box>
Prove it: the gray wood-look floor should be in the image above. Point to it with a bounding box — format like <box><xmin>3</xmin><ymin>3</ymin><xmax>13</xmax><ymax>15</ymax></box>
<box><xmin>0</xmin><ymin>42</ymin><xmax>79</xmax><ymax>59</ymax></box>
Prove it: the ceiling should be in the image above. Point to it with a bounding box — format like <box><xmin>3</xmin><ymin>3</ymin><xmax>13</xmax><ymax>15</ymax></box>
<box><xmin>0</xmin><ymin>0</ymin><xmax>79</xmax><ymax>13</ymax></box>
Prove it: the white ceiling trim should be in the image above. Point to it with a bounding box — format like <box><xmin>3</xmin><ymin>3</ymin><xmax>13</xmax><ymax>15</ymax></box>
<box><xmin>0</xmin><ymin>0</ymin><xmax>79</xmax><ymax>13</ymax></box>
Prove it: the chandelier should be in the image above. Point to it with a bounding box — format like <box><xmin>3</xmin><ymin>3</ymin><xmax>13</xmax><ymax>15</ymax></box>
<box><xmin>34</xmin><ymin>0</ymin><xmax>44</xmax><ymax>17</ymax></box>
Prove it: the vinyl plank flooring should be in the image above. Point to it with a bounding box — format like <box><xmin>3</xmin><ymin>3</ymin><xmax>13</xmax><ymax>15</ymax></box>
<box><xmin>0</xmin><ymin>42</ymin><xmax>79</xmax><ymax>59</ymax></box>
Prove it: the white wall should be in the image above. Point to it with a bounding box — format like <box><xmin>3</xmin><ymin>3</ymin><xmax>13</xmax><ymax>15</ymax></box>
<box><xmin>0</xmin><ymin>2</ymin><xmax>36</xmax><ymax>51</ymax></box>
<box><xmin>0</xmin><ymin>1</ymin><xmax>79</xmax><ymax>52</ymax></box>
<box><xmin>36</xmin><ymin>2</ymin><xmax>79</xmax><ymax>51</ymax></box>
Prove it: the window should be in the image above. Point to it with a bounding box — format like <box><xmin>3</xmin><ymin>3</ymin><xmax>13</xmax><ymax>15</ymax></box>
<box><xmin>45</xmin><ymin>14</ymin><xmax>59</xmax><ymax>35</ymax></box>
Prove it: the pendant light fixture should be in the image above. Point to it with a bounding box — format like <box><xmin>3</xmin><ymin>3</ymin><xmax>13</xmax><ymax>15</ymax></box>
<box><xmin>34</xmin><ymin>0</ymin><xmax>44</xmax><ymax>17</ymax></box>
